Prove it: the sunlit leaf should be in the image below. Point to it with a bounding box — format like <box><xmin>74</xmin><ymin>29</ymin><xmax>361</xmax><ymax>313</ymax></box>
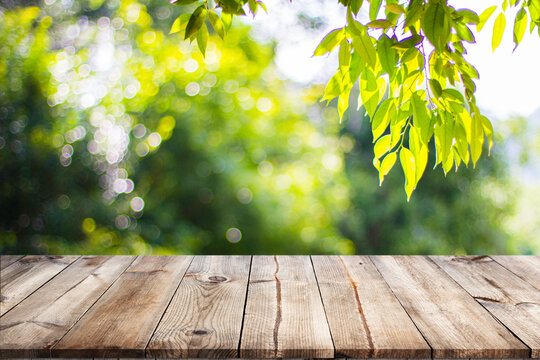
<box><xmin>367</xmin><ymin>20</ymin><xmax>394</xmax><ymax>28</ymax></box>
<box><xmin>313</xmin><ymin>28</ymin><xmax>345</xmax><ymax>56</ymax></box>
<box><xmin>322</xmin><ymin>71</ymin><xmax>343</xmax><ymax>103</ymax></box>
<box><xmin>359</xmin><ymin>68</ymin><xmax>380</xmax><ymax>117</ymax></box>
<box><xmin>369</xmin><ymin>0</ymin><xmax>382</xmax><ymax>20</ymax></box>
<box><xmin>350</xmin><ymin>0</ymin><xmax>364</xmax><ymax>15</ymax></box>
<box><xmin>434</xmin><ymin>112</ymin><xmax>454</xmax><ymax>168</ymax></box>
<box><xmin>400</xmin><ymin>147</ymin><xmax>416</xmax><ymax>201</ymax></box>
<box><xmin>372</xmin><ymin>98</ymin><xmax>395</xmax><ymax>141</ymax></box>
<box><xmin>429</xmin><ymin>78</ymin><xmax>443</xmax><ymax>99</ymax></box>
<box><xmin>391</xmin><ymin>34</ymin><xmax>423</xmax><ymax>49</ymax></box>
<box><xmin>352</xmin><ymin>30</ymin><xmax>377</xmax><ymax>68</ymax></box>
<box><xmin>339</xmin><ymin>39</ymin><xmax>351</xmax><ymax>70</ymax></box>
<box><xmin>492</xmin><ymin>12</ymin><xmax>506</xmax><ymax>51</ymax></box>
<box><xmin>456</xmin><ymin>9</ymin><xmax>480</xmax><ymax>24</ymax></box>
<box><xmin>422</xmin><ymin>1</ymin><xmax>450</xmax><ymax>51</ymax></box>
<box><xmin>478</xmin><ymin>5</ymin><xmax>497</xmax><ymax>32</ymax></box>
<box><xmin>404</xmin><ymin>0</ymin><xmax>423</xmax><ymax>28</ymax></box>
<box><xmin>169</xmin><ymin>13</ymin><xmax>191</xmax><ymax>35</ymax></box>
<box><xmin>197</xmin><ymin>22</ymin><xmax>208</xmax><ymax>56</ymax></box>
<box><xmin>411</xmin><ymin>92</ymin><xmax>432</xmax><ymax>144</ymax></box>
<box><xmin>208</xmin><ymin>10</ymin><xmax>225</xmax><ymax>39</ymax></box>
<box><xmin>185</xmin><ymin>5</ymin><xmax>207</xmax><ymax>40</ymax></box>
<box><xmin>379</xmin><ymin>152</ymin><xmax>397</xmax><ymax>185</ymax></box>
<box><xmin>455</xmin><ymin>22</ymin><xmax>475</xmax><ymax>43</ymax></box>
<box><xmin>513</xmin><ymin>8</ymin><xmax>528</xmax><ymax>48</ymax></box>
<box><xmin>377</xmin><ymin>34</ymin><xmax>397</xmax><ymax>76</ymax></box>
<box><xmin>386</xmin><ymin>4</ymin><xmax>404</xmax><ymax>15</ymax></box>
<box><xmin>374</xmin><ymin>134</ymin><xmax>391</xmax><ymax>159</ymax></box>
<box><xmin>221</xmin><ymin>12</ymin><xmax>232</xmax><ymax>32</ymax></box>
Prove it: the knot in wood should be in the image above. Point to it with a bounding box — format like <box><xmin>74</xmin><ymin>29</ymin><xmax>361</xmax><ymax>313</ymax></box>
<box><xmin>187</xmin><ymin>329</ymin><xmax>211</xmax><ymax>336</ymax></box>
<box><xmin>207</xmin><ymin>275</ymin><xmax>228</xmax><ymax>283</ymax></box>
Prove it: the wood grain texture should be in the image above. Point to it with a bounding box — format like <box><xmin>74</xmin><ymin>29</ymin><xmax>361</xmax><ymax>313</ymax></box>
<box><xmin>0</xmin><ymin>256</ymin><xmax>24</xmax><ymax>271</ymax></box>
<box><xmin>0</xmin><ymin>255</ymin><xmax>79</xmax><ymax>316</ymax></box>
<box><xmin>432</xmin><ymin>255</ymin><xmax>540</xmax><ymax>358</ymax></box>
<box><xmin>0</xmin><ymin>256</ymin><xmax>135</xmax><ymax>358</ymax></box>
<box><xmin>371</xmin><ymin>256</ymin><xmax>529</xmax><ymax>359</ymax></box>
<box><xmin>52</xmin><ymin>256</ymin><xmax>193</xmax><ymax>358</ymax></box>
<box><xmin>491</xmin><ymin>256</ymin><xmax>540</xmax><ymax>290</ymax></box>
<box><xmin>240</xmin><ymin>256</ymin><xmax>334</xmax><ymax>359</ymax></box>
<box><xmin>312</xmin><ymin>255</ymin><xmax>431</xmax><ymax>358</ymax></box>
<box><xmin>147</xmin><ymin>256</ymin><xmax>251</xmax><ymax>358</ymax></box>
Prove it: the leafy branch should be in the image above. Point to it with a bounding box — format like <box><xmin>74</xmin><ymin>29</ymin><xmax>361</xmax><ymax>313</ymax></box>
<box><xmin>168</xmin><ymin>0</ymin><xmax>540</xmax><ymax>200</ymax></box>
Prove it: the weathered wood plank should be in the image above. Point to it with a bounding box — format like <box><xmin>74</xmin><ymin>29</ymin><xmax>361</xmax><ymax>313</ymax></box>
<box><xmin>147</xmin><ymin>256</ymin><xmax>251</xmax><ymax>358</ymax></box>
<box><xmin>0</xmin><ymin>255</ymin><xmax>79</xmax><ymax>316</ymax></box>
<box><xmin>0</xmin><ymin>255</ymin><xmax>135</xmax><ymax>358</ymax></box>
<box><xmin>432</xmin><ymin>255</ymin><xmax>540</xmax><ymax>358</ymax></box>
<box><xmin>491</xmin><ymin>256</ymin><xmax>540</xmax><ymax>290</ymax></box>
<box><xmin>371</xmin><ymin>256</ymin><xmax>529</xmax><ymax>359</ymax></box>
<box><xmin>240</xmin><ymin>256</ymin><xmax>334</xmax><ymax>359</ymax></box>
<box><xmin>312</xmin><ymin>255</ymin><xmax>431</xmax><ymax>358</ymax></box>
<box><xmin>52</xmin><ymin>256</ymin><xmax>193</xmax><ymax>358</ymax></box>
<box><xmin>0</xmin><ymin>256</ymin><xmax>24</xmax><ymax>271</ymax></box>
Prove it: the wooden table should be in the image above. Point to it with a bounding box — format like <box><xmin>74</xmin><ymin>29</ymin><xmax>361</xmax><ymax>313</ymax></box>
<box><xmin>0</xmin><ymin>255</ymin><xmax>539</xmax><ymax>359</ymax></box>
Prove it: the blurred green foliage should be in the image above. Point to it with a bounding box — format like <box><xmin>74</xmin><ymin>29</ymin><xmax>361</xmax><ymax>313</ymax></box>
<box><xmin>0</xmin><ymin>0</ymin><xmax>536</xmax><ymax>255</ymax></box>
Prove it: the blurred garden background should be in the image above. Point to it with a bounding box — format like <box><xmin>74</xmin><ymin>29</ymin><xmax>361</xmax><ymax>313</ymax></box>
<box><xmin>1</xmin><ymin>0</ymin><xmax>539</xmax><ymax>255</ymax></box>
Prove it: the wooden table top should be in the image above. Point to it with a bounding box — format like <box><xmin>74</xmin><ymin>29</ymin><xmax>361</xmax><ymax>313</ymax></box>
<box><xmin>0</xmin><ymin>255</ymin><xmax>539</xmax><ymax>359</ymax></box>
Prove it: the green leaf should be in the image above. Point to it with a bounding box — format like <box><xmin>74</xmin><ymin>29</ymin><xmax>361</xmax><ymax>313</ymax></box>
<box><xmin>404</xmin><ymin>0</ymin><xmax>423</xmax><ymax>28</ymax></box>
<box><xmin>348</xmin><ymin>51</ymin><xmax>364</xmax><ymax>83</ymax></box>
<box><xmin>339</xmin><ymin>39</ymin><xmax>351</xmax><ymax>70</ymax></box>
<box><xmin>455</xmin><ymin>22</ymin><xmax>475</xmax><ymax>43</ymax></box>
<box><xmin>513</xmin><ymin>8</ymin><xmax>528</xmax><ymax>48</ymax></box>
<box><xmin>400</xmin><ymin>147</ymin><xmax>416</xmax><ymax>201</ymax></box>
<box><xmin>453</xmin><ymin>114</ymin><xmax>469</xmax><ymax>165</ymax></box>
<box><xmin>338</xmin><ymin>87</ymin><xmax>352</xmax><ymax>121</ymax></box>
<box><xmin>434</xmin><ymin>112</ymin><xmax>454</xmax><ymax>167</ymax></box>
<box><xmin>314</xmin><ymin>28</ymin><xmax>345</xmax><ymax>56</ymax></box>
<box><xmin>411</xmin><ymin>92</ymin><xmax>432</xmax><ymax>144</ymax></box>
<box><xmin>456</xmin><ymin>9</ymin><xmax>480</xmax><ymax>24</ymax></box>
<box><xmin>442</xmin><ymin>88</ymin><xmax>465</xmax><ymax>103</ymax></box>
<box><xmin>185</xmin><ymin>5</ymin><xmax>207</xmax><ymax>40</ymax></box>
<box><xmin>422</xmin><ymin>1</ymin><xmax>450</xmax><ymax>51</ymax></box>
<box><xmin>169</xmin><ymin>13</ymin><xmax>191</xmax><ymax>35</ymax></box>
<box><xmin>386</xmin><ymin>4</ymin><xmax>405</xmax><ymax>14</ymax></box>
<box><xmin>409</xmin><ymin>126</ymin><xmax>428</xmax><ymax>182</ymax></box>
<box><xmin>352</xmin><ymin>30</ymin><xmax>377</xmax><ymax>68</ymax></box>
<box><xmin>470</xmin><ymin>112</ymin><xmax>484</xmax><ymax>167</ymax></box>
<box><xmin>377</xmin><ymin>34</ymin><xmax>397</xmax><ymax>76</ymax></box>
<box><xmin>478</xmin><ymin>5</ymin><xmax>497</xmax><ymax>32</ymax></box>
<box><xmin>374</xmin><ymin>134</ymin><xmax>391</xmax><ymax>159</ymax></box>
<box><xmin>372</xmin><ymin>98</ymin><xmax>395</xmax><ymax>141</ymax></box>
<box><xmin>350</xmin><ymin>0</ymin><xmax>364</xmax><ymax>15</ymax></box>
<box><xmin>391</xmin><ymin>34</ymin><xmax>423</xmax><ymax>49</ymax></box>
<box><xmin>219</xmin><ymin>0</ymin><xmax>244</xmax><ymax>14</ymax></box>
<box><xmin>492</xmin><ymin>12</ymin><xmax>506</xmax><ymax>51</ymax></box>
<box><xmin>379</xmin><ymin>152</ymin><xmax>397</xmax><ymax>185</ymax></box>
<box><xmin>322</xmin><ymin>71</ymin><xmax>344</xmax><ymax>103</ymax></box>
<box><xmin>367</xmin><ymin>20</ymin><xmax>395</xmax><ymax>28</ymax></box>
<box><xmin>479</xmin><ymin>114</ymin><xmax>493</xmax><ymax>151</ymax></box>
<box><xmin>197</xmin><ymin>22</ymin><xmax>208</xmax><ymax>56</ymax></box>
<box><xmin>429</xmin><ymin>78</ymin><xmax>443</xmax><ymax>99</ymax></box>
<box><xmin>248</xmin><ymin>0</ymin><xmax>258</xmax><ymax>16</ymax></box>
<box><xmin>359</xmin><ymin>68</ymin><xmax>379</xmax><ymax>117</ymax></box>
<box><xmin>257</xmin><ymin>1</ymin><xmax>267</xmax><ymax>12</ymax></box>
<box><xmin>208</xmin><ymin>10</ymin><xmax>225</xmax><ymax>39</ymax></box>
<box><xmin>370</xmin><ymin>0</ymin><xmax>382</xmax><ymax>20</ymax></box>
<box><xmin>221</xmin><ymin>12</ymin><xmax>232</xmax><ymax>32</ymax></box>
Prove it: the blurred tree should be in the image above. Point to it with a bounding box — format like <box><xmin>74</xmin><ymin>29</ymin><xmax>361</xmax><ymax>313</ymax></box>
<box><xmin>0</xmin><ymin>0</ymin><xmax>530</xmax><ymax>255</ymax></box>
